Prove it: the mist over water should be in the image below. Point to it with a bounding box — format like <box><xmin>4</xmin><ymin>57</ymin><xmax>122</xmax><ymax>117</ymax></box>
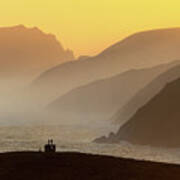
<box><xmin>0</xmin><ymin>66</ymin><xmax>178</xmax><ymax>165</ymax></box>
<box><xmin>0</xmin><ymin>85</ymin><xmax>178</xmax><ymax>165</ymax></box>
<box><xmin>2</xmin><ymin>26</ymin><xmax>180</xmax><ymax>169</ymax></box>
<box><xmin>0</xmin><ymin>125</ymin><xmax>180</xmax><ymax>165</ymax></box>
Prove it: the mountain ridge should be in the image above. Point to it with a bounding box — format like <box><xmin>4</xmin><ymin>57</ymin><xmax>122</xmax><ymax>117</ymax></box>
<box><xmin>47</xmin><ymin>60</ymin><xmax>180</xmax><ymax>124</ymax></box>
<box><xmin>0</xmin><ymin>24</ymin><xmax>74</xmax><ymax>77</ymax></box>
<box><xmin>31</xmin><ymin>27</ymin><xmax>180</xmax><ymax>105</ymax></box>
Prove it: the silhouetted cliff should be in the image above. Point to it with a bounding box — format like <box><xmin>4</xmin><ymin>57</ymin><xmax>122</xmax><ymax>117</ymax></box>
<box><xmin>113</xmin><ymin>63</ymin><xmax>180</xmax><ymax>124</ymax></box>
<box><xmin>96</xmin><ymin>75</ymin><xmax>180</xmax><ymax>147</ymax></box>
<box><xmin>0</xmin><ymin>25</ymin><xmax>74</xmax><ymax>77</ymax></box>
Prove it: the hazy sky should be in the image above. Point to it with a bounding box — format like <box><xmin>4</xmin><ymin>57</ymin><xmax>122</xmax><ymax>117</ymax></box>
<box><xmin>1</xmin><ymin>0</ymin><xmax>180</xmax><ymax>57</ymax></box>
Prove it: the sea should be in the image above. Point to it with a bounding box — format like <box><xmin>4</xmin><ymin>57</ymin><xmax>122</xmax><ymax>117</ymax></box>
<box><xmin>0</xmin><ymin>124</ymin><xmax>180</xmax><ymax>165</ymax></box>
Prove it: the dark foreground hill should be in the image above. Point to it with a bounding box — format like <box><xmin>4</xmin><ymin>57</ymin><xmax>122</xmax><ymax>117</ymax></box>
<box><xmin>1</xmin><ymin>152</ymin><xmax>180</xmax><ymax>180</ymax></box>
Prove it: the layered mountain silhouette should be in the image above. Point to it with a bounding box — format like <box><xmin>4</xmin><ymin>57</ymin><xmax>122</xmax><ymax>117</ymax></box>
<box><xmin>48</xmin><ymin>61</ymin><xmax>180</xmax><ymax>123</ymax></box>
<box><xmin>113</xmin><ymin>62</ymin><xmax>180</xmax><ymax>125</ymax></box>
<box><xmin>95</xmin><ymin>65</ymin><xmax>180</xmax><ymax>147</ymax></box>
<box><xmin>0</xmin><ymin>25</ymin><xmax>74</xmax><ymax>77</ymax></box>
<box><xmin>32</xmin><ymin>28</ymin><xmax>180</xmax><ymax>104</ymax></box>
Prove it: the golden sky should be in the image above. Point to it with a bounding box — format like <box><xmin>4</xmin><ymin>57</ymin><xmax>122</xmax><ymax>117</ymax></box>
<box><xmin>1</xmin><ymin>0</ymin><xmax>180</xmax><ymax>57</ymax></box>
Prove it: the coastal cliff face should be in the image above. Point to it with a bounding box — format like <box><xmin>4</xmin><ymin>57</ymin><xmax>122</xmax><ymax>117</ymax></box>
<box><xmin>95</xmin><ymin>76</ymin><xmax>180</xmax><ymax>148</ymax></box>
<box><xmin>113</xmin><ymin>63</ymin><xmax>180</xmax><ymax>124</ymax></box>
<box><xmin>116</xmin><ymin>77</ymin><xmax>180</xmax><ymax>147</ymax></box>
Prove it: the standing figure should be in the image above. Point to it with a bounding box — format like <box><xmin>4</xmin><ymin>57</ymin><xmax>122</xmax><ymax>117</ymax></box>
<box><xmin>44</xmin><ymin>139</ymin><xmax>56</xmax><ymax>153</ymax></box>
